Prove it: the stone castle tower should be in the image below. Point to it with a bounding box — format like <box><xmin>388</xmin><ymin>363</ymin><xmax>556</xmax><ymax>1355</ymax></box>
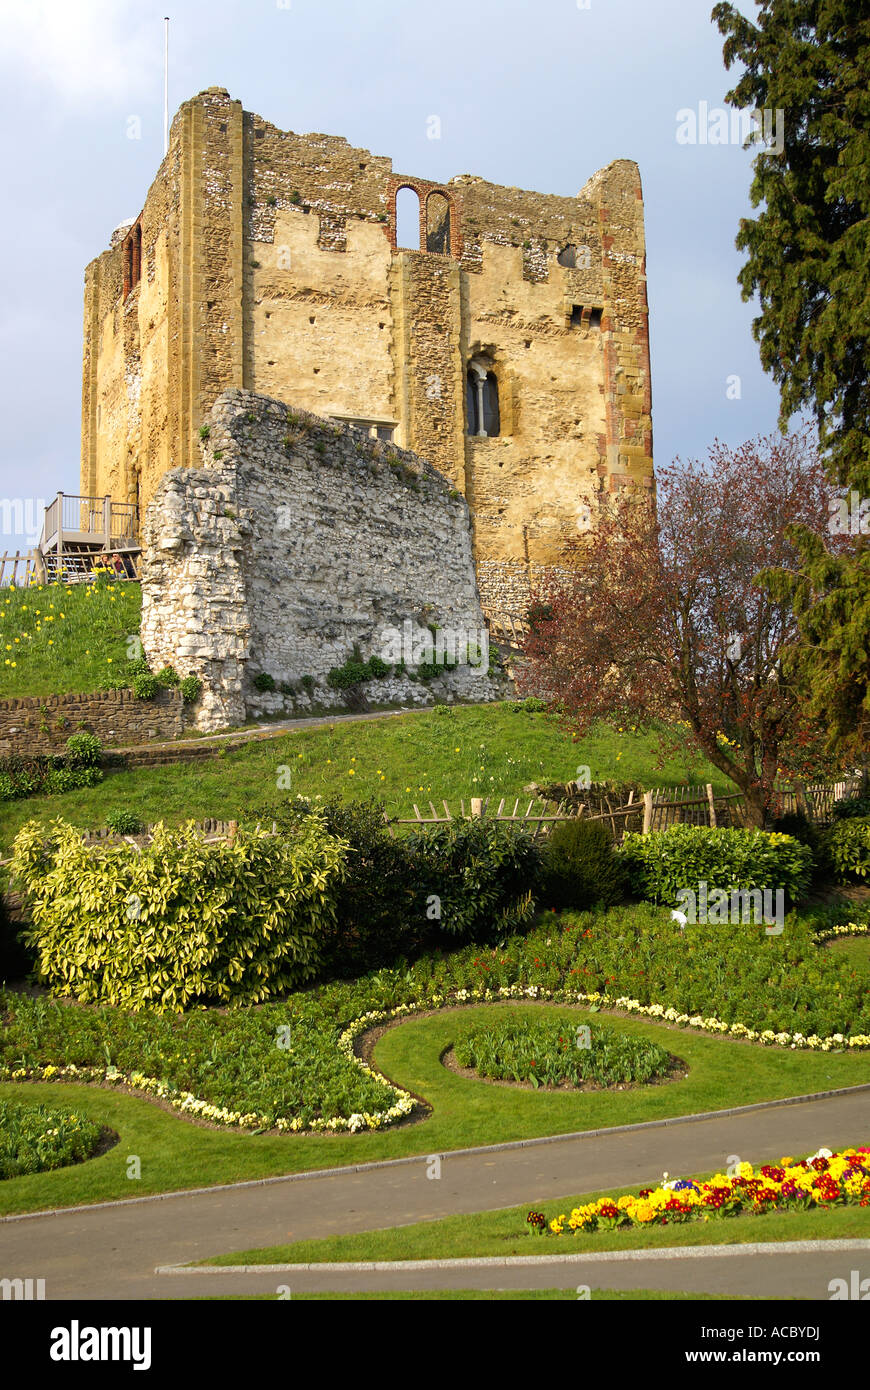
<box><xmin>81</xmin><ymin>87</ymin><xmax>653</xmax><ymax>619</ymax></box>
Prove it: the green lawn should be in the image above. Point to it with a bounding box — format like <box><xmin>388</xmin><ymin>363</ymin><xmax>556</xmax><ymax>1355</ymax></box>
<box><xmin>1</xmin><ymin>1002</ymin><xmax>868</xmax><ymax>1215</ymax></box>
<box><xmin>203</xmin><ymin>1164</ymin><xmax>870</xmax><ymax>1267</ymax></box>
<box><xmin>0</xmin><ymin>703</ymin><xmax>733</xmax><ymax>853</ymax></box>
<box><xmin>826</xmin><ymin>936</ymin><xmax>870</xmax><ymax>978</ymax></box>
<box><xmin>0</xmin><ymin>578</ymin><xmax>141</xmax><ymax>699</ymax></box>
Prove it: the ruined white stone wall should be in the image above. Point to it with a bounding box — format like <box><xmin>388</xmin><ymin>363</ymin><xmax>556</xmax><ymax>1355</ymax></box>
<box><xmin>140</xmin><ymin>389</ymin><xmax>501</xmax><ymax>731</ymax></box>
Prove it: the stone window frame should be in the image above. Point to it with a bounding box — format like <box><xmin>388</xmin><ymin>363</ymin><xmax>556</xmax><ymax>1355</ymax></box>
<box><xmin>122</xmin><ymin>218</ymin><xmax>143</xmax><ymax>301</ymax></box>
<box><xmin>385</xmin><ymin>177</ymin><xmax>462</xmax><ymax>258</ymax></box>
<box><xmin>465</xmin><ymin>343</ymin><xmax>516</xmax><ymax>438</ymax></box>
<box><xmin>466</xmin><ymin>356</ymin><xmax>501</xmax><ymax>438</ymax></box>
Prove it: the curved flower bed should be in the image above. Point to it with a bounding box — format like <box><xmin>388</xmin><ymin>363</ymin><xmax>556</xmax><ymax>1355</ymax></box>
<box><xmin>0</xmin><ymin>1097</ymin><xmax>105</xmax><ymax>1179</ymax></box>
<box><xmin>452</xmin><ymin>1015</ymin><xmax>673</xmax><ymax>1087</ymax></box>
<box><xmin>527</xmin><ymin>1146</ymin><xmax>870</xmax><ymax>1235</ymax></box>
<box><xmin>815</xmin><ymin>922</ymin><xmax>870</xmax><ymax>945</ymax></box>
<box><xmin>1</xmin><ymin>913</ymin><xmax>868</xmax><ymax>1137</ymax></box>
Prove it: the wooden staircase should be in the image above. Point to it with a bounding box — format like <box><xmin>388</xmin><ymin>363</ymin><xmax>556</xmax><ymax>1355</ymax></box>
<box><xmin>30</xmin><ymin>493</ymin><xmax>141</xmax><ymax>584</ymax></box>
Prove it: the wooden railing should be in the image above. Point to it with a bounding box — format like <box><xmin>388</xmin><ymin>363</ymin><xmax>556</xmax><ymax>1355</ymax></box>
<box><xmin>41</xmin><ymin>493</ymin><xmax>139</xmax><ymax>549</ymax></box>
<box><xmin>0</xmin><ymin>552</ymin><xmax>37</xmax><ymax>587</ymax></box>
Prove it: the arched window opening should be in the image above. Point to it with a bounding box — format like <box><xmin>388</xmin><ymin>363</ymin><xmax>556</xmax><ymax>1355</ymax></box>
<box><xmin>395</xmin><ymin>186</ymin><xmax>421</xmax><ymax>250</ymax></box>
<box><xmin>122</xmin><ymin>220</ymin><xmax>142</xmax><ymax>300</ymax></box>
<box><xmin>557</xmin><ymin>244</ymin><xmax>577</xmax><ymax>267</ymax></box>
<box><xmin>426</xmin><ymin>192</ymin><xmax>451</xmax><ymax>254</ymax></box>
<box><xmin>467</xmin><ymin>360</ymin><xmax>500</xmax><ymax>437</ymax></box>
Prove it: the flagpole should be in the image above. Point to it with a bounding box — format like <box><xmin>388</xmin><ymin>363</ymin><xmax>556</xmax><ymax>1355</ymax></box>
<box><xmin>163</xmin><ymin>17</ymin><xmax>169</xmax><ymax>156</ymax></box>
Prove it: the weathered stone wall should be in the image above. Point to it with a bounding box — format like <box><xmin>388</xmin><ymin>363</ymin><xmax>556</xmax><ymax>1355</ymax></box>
<box><xmin>0</xmin><ymin>688</ymin><xmax>184</xmax><ymax>758</ymax></box>
<box><xmin>139</xmin><ymin>390</ymin><xmax>500</xmax><ymax>732</ymax></box>
<box><xmin>84</xmin><ymin>87</ymin><xmax>654</xmax><ymax>621</ymax></box>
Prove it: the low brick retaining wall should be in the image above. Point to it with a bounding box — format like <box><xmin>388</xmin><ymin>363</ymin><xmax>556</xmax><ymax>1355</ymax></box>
<box><xmin>0</xmin><ymin>688</ymin><xmax>185</xmax><ymax>756</ymax></box>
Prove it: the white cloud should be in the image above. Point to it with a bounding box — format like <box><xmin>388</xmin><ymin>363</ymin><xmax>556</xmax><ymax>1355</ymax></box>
<box><xmin>0</xmin><ymin>1</ymin><xmax>161</xmax><ymax>104</ymax></box>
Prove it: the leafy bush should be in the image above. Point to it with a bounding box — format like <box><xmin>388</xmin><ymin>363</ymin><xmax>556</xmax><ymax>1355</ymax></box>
<box><xmin>124</xmin><ymin>656</ymin><xmax>150</xmax><ymax>680</ymax></box>
<box><xmin>271</xmin><ymin>803</ymin><xmax>542</xmax><ymax>961</ymax></box>
<box><xmin>540</xmin><ymin>818</ymin><xmax>628</xmax><ymax>910</ymax></box>
<box><xmin>0</xmin><ymin>891</ymin><xmax>34</xmax><ymax>981</ymax></box>
<box><xmin>0</xmin><ymin>747</ymin><xmax>103</xmax><ymax>803</ymax></box>
<box><xmin>327</xmin><ymin>659</ymin><xmax>372</xmax><ymax>690</ymax></box>
<box><xmin>831</xmin><ymin>793</ymin><xmax>870</xmax><ymax>821</ymax></box>
<box><xmin>106</xmin><ymin>809</ymin><xmax>144</xmax><ymax>835</ymax></box>
<box><xmin>771</xmin><ymin>810</ymin><xmax>830</xmax><ymax>881</ymax></box>
<box><xmin>410</xmin><ymin>819</ymin><xmax>542</xmax><ymax>944</ymax></box>
<box><xmin>42</xmin><ymin>766</ymin><xmax>102</xmax><ymax>795</ymax></box>
<box><xmin>510</xmin><ymin>696</ymin><xmax>548</xmax><ymax>713</ymax></box>
<box><xmin>327</xmin><ymin>655</ymin><xmax>395</xmax><ymax>689</ymax></box>
<box><xmin>619</xmin><ymin>825</ymin><xmax>813</xmax><ymax>906</ymax></box>
<box><xmin>13</xmin><ymin>816</ymin><xmax>349</xmax><ymax>1011</ymax></box>
<box><xmin>823</xmin><ymin>816</ymin><xmax>870</xmax><ymax>882</ymax></box>
<box><xmin>179</xmin><ymin>674</ymin><xmax>202</xmax><ymax>703</ymax></box>
<box><xmin>0</xmin><ymin>1099</ymin><xmax>104</xmax><ymax>1180</ymax></box>
<box><xmin>252</xmin><ymin>671</ymin><xmax>276</xmax><ymax>693</ymax></box>
<box><xmin>453</xmin><ymin>1015</ymin><xmax>672</xmax><ymax>1088</ymax></box>
<box><xmin>155</xmin><ymin>665</ymin><xmax>180</xmax><ymax>688</ymax></box>
<box><xmin>65</xmin><ymin>732</ymin><xmax>102</xmax><ymax>768</ymax></box>
<box><xmin>131</xmin><ymin>671</ymin><xmax>158</xmax><ymax>700</ymax></box>
<box><xmin>270</xmin><ymin>797</ymin><xmax>424</xmax><ymax>976</ymax></box>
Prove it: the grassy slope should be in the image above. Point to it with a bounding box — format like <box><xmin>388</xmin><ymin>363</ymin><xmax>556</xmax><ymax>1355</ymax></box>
<box><xmin>1</xmin><ymin>1004</ymin><xmax>868</xmax><ymax>1215</ymax></box>
<box><xmin>0</xmin><ymin>704</ymin><xmax>733</xmax><ymax>852</ymax></box>
<box><xmin>0</xmin><ymin>579</ymin><xmax>141</xmax><ymax>699</ymax></box>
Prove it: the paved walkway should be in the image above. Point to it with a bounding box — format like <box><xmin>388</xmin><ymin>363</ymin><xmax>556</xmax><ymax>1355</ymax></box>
<box><xmin>112</xmin><ymin>703</ymin><xmax>433</xmax><ymax>758</ymax></box>
<box><xmin>1</xmin><ymin>1087</ymin><xmax>867</xmax><ymax>1300</ymax></box>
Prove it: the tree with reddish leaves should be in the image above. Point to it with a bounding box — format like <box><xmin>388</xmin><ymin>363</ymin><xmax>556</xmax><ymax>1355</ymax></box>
<box><xmin>520</xmin><ymin>430</ymin><xmax>848</xmax><ymax>827</ymax></box>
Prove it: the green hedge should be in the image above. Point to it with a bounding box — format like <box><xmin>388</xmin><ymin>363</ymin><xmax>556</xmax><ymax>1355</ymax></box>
<box><xmin>269</xmin><ymin>799</ymin><xmax>543</xmax><ymax>967</ymax></box>
<box><xmin>408</xmin><ymin>818</ymin><xmax>541</xmax><ymax>943</ymax></box>
<box><xmin>12</xmin><ymin>815</ymin><xmax>349</xmax><ymax>1011</ymax></box>
<box><xmin>619</xmin><ymin>825</ymin><xmax>813</xmax><ymax>906</ymax></box>
<box><xmin>540</xmin><ymin>819</ymin><xmax>627</xmax><ymax>911</ymax></box>
<box><xmin>824</xmin><ymin>816</ymin><xmax>870</xmax><ymax>882</ymax></box>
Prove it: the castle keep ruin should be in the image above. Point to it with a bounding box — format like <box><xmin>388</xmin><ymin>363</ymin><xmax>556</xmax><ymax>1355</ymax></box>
<box><xmin>82</xmin><ymin>88</ymin><xmax>653</xmax><ymax>620</ymax></box>
<box><xmin>140</xmin><ymin>390</ymin><xmax>496</xmax><ymax>731</ymax></box>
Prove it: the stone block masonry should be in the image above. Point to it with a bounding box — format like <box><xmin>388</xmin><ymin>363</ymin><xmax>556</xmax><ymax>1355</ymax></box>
<box><xmin>139</xmin><ymin>390</ymin><xmax>500</xmax><ymax>732</ymax></box>
<box><xmin>0</xmin><ymin>688</ymin><xmax>184</xmax><ymax>758</ymax></box>
<box><xmin>82</xmin><ymin>88</ymin><xmax>654</xmax><ymax>622</ymax></box>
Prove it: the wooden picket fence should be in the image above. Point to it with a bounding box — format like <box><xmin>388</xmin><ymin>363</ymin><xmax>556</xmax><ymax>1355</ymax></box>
<box><xmin>2</xmin><ymin>773</ymin><xmax>861</xmax><ymax>866</ymax></box>
<box><xmin>0</xmin><ymin>551</ymin><xmax>37</xmax><ymax>587</ymax></box>
<box><xmin>388</xmin><ymin>774</ymin><xmax>863</xmax><ymax>840</ymax></box>
<box><xmin>0</xmin><ymin>818</ymin><xmax>260</xmax><ymax>866</ymax></box>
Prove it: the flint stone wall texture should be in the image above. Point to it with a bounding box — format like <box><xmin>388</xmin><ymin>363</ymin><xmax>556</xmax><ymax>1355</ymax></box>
<box><xmin>0</xmin><ymin>688</ymin><xmax>183</xmax><ymax>758</ymax></box>
<box><xmin>139</xmin><ymin>390</ymin><xmax>498</xmax><ymax>732</ymax></box>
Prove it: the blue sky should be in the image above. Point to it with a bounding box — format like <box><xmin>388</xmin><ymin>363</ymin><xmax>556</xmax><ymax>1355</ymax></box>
<box><xmin>0</xmin><ymin>0</ymin><xmax>779</xmax><ymax>552</ymax></box>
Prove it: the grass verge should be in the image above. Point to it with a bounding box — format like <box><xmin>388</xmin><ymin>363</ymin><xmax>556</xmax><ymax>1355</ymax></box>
<box><xmin>202</xmin><ymin>1164</ymin><xmax>870</xmax><ymax>1267</ymax></box>
<box><xmin>0</xmin><ymin>705</ymin><xmax>733</xmax><ymax>850</ymax></box>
